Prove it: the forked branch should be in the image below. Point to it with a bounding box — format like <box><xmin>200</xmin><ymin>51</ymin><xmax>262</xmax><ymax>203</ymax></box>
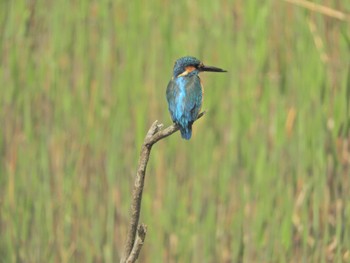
<box><xmin>120</xmin><ymin>111</ymin><xmax>206</xmax><ymax>263</ymax></box>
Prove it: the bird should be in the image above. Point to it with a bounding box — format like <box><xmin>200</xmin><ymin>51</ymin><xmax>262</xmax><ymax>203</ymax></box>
<box><xmin>166</xmin><ymin>56</ymin><xmax>227</xmax><ymax>140</ymax></box>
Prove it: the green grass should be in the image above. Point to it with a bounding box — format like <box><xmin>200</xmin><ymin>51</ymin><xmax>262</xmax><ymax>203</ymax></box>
<box><xmin>1</xmin><ymin>0</ymin><xmax>349</xmax><ymax>262</ymax></box>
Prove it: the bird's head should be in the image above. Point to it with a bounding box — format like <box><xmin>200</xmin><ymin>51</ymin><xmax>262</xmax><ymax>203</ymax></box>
<box><xmin>173</xmin><ymin>56</ymin><xmax>227</xmax><ymax>78</ymax></box>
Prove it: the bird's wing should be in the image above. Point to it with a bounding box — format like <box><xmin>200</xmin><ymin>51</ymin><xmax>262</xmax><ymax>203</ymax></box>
<box><xmin>183</xmin><ymin>75</ymin><xmax>202</xmax><ymax>122</ymax></box>
<box><xmin>166</xmin><ymin>79</ymin><xmax>178</xmax><ymax>121</ymax></box>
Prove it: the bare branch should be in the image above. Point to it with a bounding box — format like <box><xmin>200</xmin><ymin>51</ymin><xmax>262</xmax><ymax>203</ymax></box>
<box><xmin>120</xmin><ymin>112</ymin><xmax>206</xmax><ymax>263</ymax></box>
<box><xmin>126</xmin><ymin>224</ymin><xmax>147</xmax><ymax>263</ymax></box>
<box><xmin>145</xmin><ymin>111</ymin><xmax>206</xmax><ymax>146</ymax></box>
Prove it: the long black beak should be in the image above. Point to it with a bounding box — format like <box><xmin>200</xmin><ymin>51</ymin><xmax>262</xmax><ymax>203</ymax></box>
<box><xmin>199</xmin><ymin>65</ymin><xmax>227</xmax><ymax>73</ymax></box>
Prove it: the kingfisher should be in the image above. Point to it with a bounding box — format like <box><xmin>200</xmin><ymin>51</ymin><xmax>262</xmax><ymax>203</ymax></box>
<box><xmin>166</xmin><ymin>56</ymin><xmax>227</xmax><ymax>140</ymax></box>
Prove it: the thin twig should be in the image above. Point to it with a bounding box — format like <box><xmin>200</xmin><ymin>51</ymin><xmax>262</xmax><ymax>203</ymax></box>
<box><xmin>284</xmin><ymin>0</ymin><xmax>350</xmax><ymax>22</ymax></box>
<box><xmin>120</xmin><ymin>111</ymin><xmax>206</xmax><ymax>263</ymax></box>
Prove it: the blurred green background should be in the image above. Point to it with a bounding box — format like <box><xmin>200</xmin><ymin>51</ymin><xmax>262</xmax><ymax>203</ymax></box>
<box><xmin>1</xmin><ymin>0</ymin><xmax>350</xmax><ymax>262</ymax></box>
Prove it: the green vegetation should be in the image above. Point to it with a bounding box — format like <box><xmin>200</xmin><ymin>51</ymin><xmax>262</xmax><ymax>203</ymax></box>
<box><xmin>1</xmin><ymin>0</ymin><xmax>349</xmax><ymax>262</ymax></box>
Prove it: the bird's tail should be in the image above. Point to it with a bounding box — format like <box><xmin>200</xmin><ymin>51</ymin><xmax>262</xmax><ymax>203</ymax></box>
<box><xmin>179</xmin><ymin>126</ymin><xmax>192</xmax><ymax>140</ymax></box>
